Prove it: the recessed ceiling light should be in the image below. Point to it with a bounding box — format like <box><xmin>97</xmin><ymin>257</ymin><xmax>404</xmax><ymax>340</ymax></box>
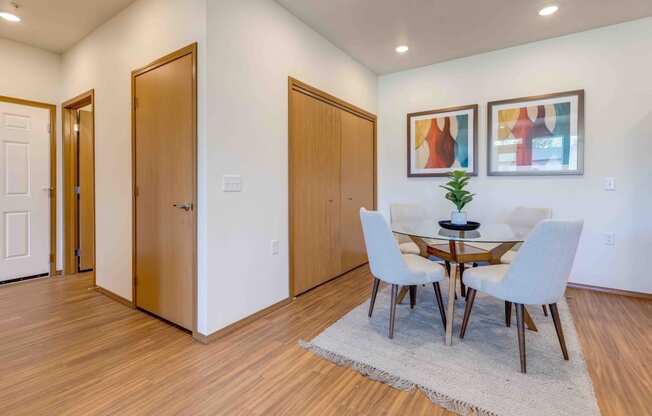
<box><xmin>395</xmin><ymin>45</ymin><xmax>409</xmax><ymax>54</ymax></box>
<box><xmin>0</xmin><ymin>11</ymin><xmax>21</xmax><ymax>22</ymax></box>
<box><xmin>538</xmin><ymin>5</ymin><xmax>559</xmax><ymax>16</ymax></box>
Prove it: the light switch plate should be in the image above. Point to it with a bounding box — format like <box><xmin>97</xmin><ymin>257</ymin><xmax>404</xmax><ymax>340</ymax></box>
<box><xmin>223</xmin><ymin>175</ymin><xmax>242</xmax><ymax>192</ymax></box>
<box><xmin>271</xmin><ymin>240</ymin><xmax>280</xmax><ymax>255</ymax></box>
<box><xmin>604</xmin><ymin>177</ymin><xmax>616</xmax><ymax>191</ymax></box>
<box><xmin>603</xmin><ymin>232</ymin><xmax>616</xmax><ymax>246</ymax></box>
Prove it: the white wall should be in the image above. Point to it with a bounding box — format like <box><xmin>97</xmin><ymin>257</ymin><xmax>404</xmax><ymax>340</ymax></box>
<box><xmin>0</xmin><ymin>38</ymin><xmax>60</xmax><ymax>102</ymax></box>
<box><xmin>202</xmin><ymin>0</ymin><xmax>377</xmax><ymax>334</ymax></box>
<box><xmin>0</xmin><ymin>38</ymin><xmax>64</xmax><ymax>271</ymax></box>
<box><xmin>378</xmin><ymin>18</ymin><xmax>652</xmax><ymax>294</ymax></box>
<box><xmin>61</xmin><ymin>0</ymin><xmax>207</xmax><ymax>300</ymax></box>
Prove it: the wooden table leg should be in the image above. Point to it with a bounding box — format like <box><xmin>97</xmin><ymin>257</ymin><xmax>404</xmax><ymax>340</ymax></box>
<box><xmin>397</xmin><ymin>286</ymin><xmax>409</xmax><ymax>304</ymax></box>
<box><xmin>445</xmin><ymin>263</ymin><xmax>459</xmax><ymax>346</ymax></box>
<box><xmin>523</xmin><ymin>307</ymin><xmax>538</xmax><ymax>332</ymax></box>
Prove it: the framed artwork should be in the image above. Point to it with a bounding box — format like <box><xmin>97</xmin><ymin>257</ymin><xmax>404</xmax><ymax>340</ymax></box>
<box><xmin>407</xmin><ymin>104</ymin><xmax>478</xmax><ymax>177</ymax></box>
<box><xmin>487</xmin><ymin>90</ymin><xmax>584</xmax><ymax>176</ymax></box>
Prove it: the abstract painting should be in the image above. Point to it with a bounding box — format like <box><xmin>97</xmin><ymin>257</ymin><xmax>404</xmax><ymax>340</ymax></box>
<box><xmin>487</xmin><ymin>90</ymin><xmax>584</xmax><ymax>176</ymax></box>
<box><xmin>407</xmin><ymin>104</ymin><xmax>477</xmax><ymax>177</ymax></box>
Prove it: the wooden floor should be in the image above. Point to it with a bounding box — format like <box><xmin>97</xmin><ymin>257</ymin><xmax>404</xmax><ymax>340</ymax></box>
<box><xmin>0</xmin><ymin>268</ymin><xmax>650</xmax><ymax>415</ymax></box>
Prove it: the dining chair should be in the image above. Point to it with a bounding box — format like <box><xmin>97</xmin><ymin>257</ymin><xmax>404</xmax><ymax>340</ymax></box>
<box><xmin>389</xmin><ymin>203</ymin><xmax>432</xmax><ymax>255</ymax></box>
<box><xmin>500</xmin><ymin>206</ymin><xmax>552</xmax><ymax>264</ymax></box>
<box><xmin>500</xmin><ymin>206</ymin><xmax>553</xmax><ymax>316</ymax></box>
<box><xmin>465</xmin><ymin>206</ymin><xmax>551</xmax><ymax>306</ymax></box>
<box><xmin>360</xmin><ymin>208</ymin><xmax>447</xmax><ymax>338</ymax></box>
<box><xmin>458</xmin><ymin>219</ymin><xmax>583</xmax><ymax>373</ymax></box>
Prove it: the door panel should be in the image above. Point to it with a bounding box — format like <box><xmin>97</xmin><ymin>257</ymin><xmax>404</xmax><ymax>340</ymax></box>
<box><xmin>290</xmin><ymin>90</ymin><xmax>341</xmax><ymax>295</ymax></box>
<box><xmin>0</xmin><ymin>102</ymin><xmax>50</xmax><ymax>281</ymax></box>
<box><xmin>78</xmin><ymin>110</ymin><xmax>94</xmax><ymax>271</ymax></box>
<box><xmin>134</xmin><ymin>53</ymin><xmax>194</xmax><ymax>329</ymax></box>
<box><xmin>6</xmin><ymin>142</ymin><xmax>29</xmax><ymax>194</ymax></box>
<box><xmin>340</xmin><ymin>111</ymin><xmax>375</xmax><ymax>271</ymax></box>
<box><xmin>5</xmin><ymin>212</ymin><xmax>29</xmax><ymax>258</ymax></box>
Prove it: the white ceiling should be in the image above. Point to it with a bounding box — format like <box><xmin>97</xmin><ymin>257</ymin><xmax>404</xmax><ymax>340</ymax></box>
<box><xmin>275</xmin><ymin>0</ymin><xmax>652</xmax><ymax>74</ymax></box>
<box><xmin>0</xmin><ymin>0</ymin><xmax>137</xmax><ymax>53</ymax></box>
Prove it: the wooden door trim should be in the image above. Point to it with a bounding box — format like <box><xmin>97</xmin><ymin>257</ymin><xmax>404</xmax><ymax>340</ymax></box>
<box><xmin>62</xmin><ymin>90</ymin><xmax>95</xmax><ymax>285</ymax></box>
<box><xmin>131</xmin><ymin>43</ymin><xmax>198</xmax><ymax>337</ymax></box>
<box><xmin>0</xmin><ymin>95</ymin><xmax>57</xmax><ymax>277</ymax></box>
<box><xmin>288</xmin><ymin>77</ymin><xmax>378</xmax><ymax>297</ymax></box>
<box><xmin>289</xmin><ymin>77</ymin><xmax>377</xmax><ymax>122</ymax></box>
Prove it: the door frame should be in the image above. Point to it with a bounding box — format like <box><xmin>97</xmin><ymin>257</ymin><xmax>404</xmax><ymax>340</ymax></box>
<box><xmin>287</xmin><ymin>77</ymin><xmax>378</xmax><ymax>297</ymax></box>
<box><xmin>0</xmin><ymin>95</ymin><xmax>57</xmax><ymax>277</ymax></box>
<box><xmin>131</xmin><ymin>43</ymin><xmax>198</xmax><ymax>336</ymax></box>
<box><xmin>62</xmin><ymin>90</ymin><xmax>96</xmax><ymax>281</ymax></box>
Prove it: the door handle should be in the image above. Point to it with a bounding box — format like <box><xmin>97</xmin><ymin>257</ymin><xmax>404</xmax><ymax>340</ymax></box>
<box><xmin>173</xmin><ymin>203</ymin><xmax>193</xmax><ymax>211</ymax></box>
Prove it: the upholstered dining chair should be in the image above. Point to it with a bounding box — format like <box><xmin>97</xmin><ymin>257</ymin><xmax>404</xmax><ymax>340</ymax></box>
<box><xmin>465</xmin><ymin>206</ymin><xmax>552</xmax><ymax>306</ymax></box>
<box><xmin>390</xmin><ymin>203</ymin><xmax>433</xmax><ymax>255</ymax></box>
<box><xmin>500</xmin><ymin>206</ymin><xmax>553</xmax><ymax>264</ymax></box>
<box><xmin>360</xmin><ymin>208</ymin><xmax>447</xmax><ymax>338</ymax></box>
<box><xmin>459</xmin><ymin>219</ymin><xmax>583</xmax><ymax>373</ymax></box>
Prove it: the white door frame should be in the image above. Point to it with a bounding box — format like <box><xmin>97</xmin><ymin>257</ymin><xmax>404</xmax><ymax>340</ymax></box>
<box><xmin>0</xmin><ymin>95</ymin><xmax>57</xmax><ymax>280</ymax></box>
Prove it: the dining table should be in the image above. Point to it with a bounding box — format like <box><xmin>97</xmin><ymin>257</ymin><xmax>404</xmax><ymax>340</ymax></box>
<box><xmin>391</xmin><ymin>219</ymin><xmax>537</xmax><ymax>346</ymax></box>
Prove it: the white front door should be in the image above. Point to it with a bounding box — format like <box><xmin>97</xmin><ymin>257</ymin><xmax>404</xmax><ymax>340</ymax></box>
<box><xmin>0</xmin><ymin>101</ymin><xmax>51</xmax><ymax>282</ymax></box>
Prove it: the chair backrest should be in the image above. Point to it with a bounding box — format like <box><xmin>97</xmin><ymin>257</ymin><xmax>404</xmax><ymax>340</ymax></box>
<box><xmin>359</xmin><ymin>208</ymin><xmax>410</xmax><ymax>283</ymax></box>
<box><xmin>504</xmin><ymin>219</ymin><xmax>583</xmax><ymax>304</ymax></box>
<box><xmin>390</xmin><ymin>203</ymin><xmax>433</xmax><ymax>224</ymax></box>
<box><xmin>507</xmin><ymin>206</ymin><xmax>552</xmax><ymax>230</ymax></box>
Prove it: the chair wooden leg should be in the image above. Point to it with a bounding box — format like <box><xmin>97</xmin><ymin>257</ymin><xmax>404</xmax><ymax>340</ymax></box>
<box><xmin>389</xmin><ymin>284</ymin><xmax>398</xmax><ymax>339</ymax></box>
<box><xmin>433</xmin><ymin>282</ymin><xmax>447</xmax><ymax>329</ymax></box>
<box><xmin>515</xmin><ymin>303</ymin><xmax>527</xmax><ymax>373</ymax></box>
<box><xmin>542</xmin><ymin>304</ymin><xmax>548</xmax><ymax>317</ymax></box>
<box><xmin>459</xmin><ymin>288</ymin><xmax>477</xmax><ymax>338</ymax></box>
<box><xmin>549</xmin><ymin>303</ymin><xmax>569</xmax><ymax>360</ymax></box>
<box><xmin>505</xmin><ymin>301</ymin><xmax>512</xmax><ymax>327</ymax></box>
<box><xmin>409</xmin><ymin>285</ymin><xmax>417</xmax><ymax>309</ymax></box>
<box><xmin>368</xmin><ymin>278</ymin><xmax>380</xmax><ymax>318</ymax></box>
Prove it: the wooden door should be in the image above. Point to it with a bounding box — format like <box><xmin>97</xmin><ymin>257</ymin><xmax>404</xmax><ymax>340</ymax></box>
<box><xmin>340</xmin><ymin>110</ymin><xmax>375</xmax><ymax>271</ymax></box>
<box><xmin>0</xmin><ymin>102</ymin><xmax>51</xmax><ymax>281</ymax></box>
<box><xmin>78</xmin><ymin>109</ymin><xmax>94</xmax><ymax>271</ymax></box>
<box><xmin>290</xmin><ymin>90</ymin><xmax>342</xmax><ymax>295</ymax></box>
<box><xmin>134</xmin><ymin>51</ymin><xmax>195</xmax><ymax>330</ymax></box>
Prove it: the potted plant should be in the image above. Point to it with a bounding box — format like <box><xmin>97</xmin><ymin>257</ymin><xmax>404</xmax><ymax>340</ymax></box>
<box><xmin>440</xmin><ymin>170</ymin><xmax>474</xmax><ymax>225</ymax></box>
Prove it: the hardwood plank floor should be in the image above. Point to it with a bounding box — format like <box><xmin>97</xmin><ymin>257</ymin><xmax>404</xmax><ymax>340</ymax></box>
<box><xmin>0</xmin><ymin>268</ymin><xmax>650</xmax><ymax>415</ymax></box>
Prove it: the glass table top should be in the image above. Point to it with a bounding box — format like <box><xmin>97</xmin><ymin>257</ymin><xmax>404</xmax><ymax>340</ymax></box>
<box><xmin>392</xmin><ymin>219</ymin><xmax>529</xmax><ymax>243</ymax></box>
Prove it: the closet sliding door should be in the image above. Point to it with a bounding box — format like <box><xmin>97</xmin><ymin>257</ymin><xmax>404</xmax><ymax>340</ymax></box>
<box><xmin>290</xmin><ymin>88</ymin><xmax>342</xmax><ymax>295</ymax></box>
<box><xmin>340</xmin><ymin>111</ymin><xmax>375</xmax><ymax>271</ymax></box>
<box><xmin>289</xmin><ymin>78</ymin><xmax>377</xmax><ymax>296</ymax></box>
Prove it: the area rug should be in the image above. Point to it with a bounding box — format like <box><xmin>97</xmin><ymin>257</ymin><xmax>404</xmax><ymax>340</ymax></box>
<box><xmin>300</xmin><ymin>284</ymin><xmax>600</xmax><ymax>416</ymax></box>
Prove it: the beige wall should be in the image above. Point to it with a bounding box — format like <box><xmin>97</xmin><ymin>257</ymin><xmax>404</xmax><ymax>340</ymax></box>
<box><xmin>61</xmin><ymin>0</ymin><xmax>207</xmax><ymax>300</ymax></box>
<box><xmin>378</xmin><ymin>17</ymin><xmax>652</xmax><ymax>294</ymax></box>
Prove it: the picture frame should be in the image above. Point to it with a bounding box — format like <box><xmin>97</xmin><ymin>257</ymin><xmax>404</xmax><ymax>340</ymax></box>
<box><xmin>407</xmin><ymin>104</ymin><xmax>478</xmax><ymax>177</ymax></box>
<box><xmin>487</xmin><ymin>90</ymin><xmax>584</xmax><ymax>176</ymax></box>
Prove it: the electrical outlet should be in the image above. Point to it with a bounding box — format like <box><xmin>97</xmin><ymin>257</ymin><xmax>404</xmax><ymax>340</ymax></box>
<box><xmin>603</xmin><ymin>232</ymin><xmax>615</xmax><ymax>246</ymax></box>
<box><xmin>271</xmin><ymin>240</ymin><xmax>280</xmax><ymax>255</ymax></box>
<box><xmin>604</xmin><ymin>177</ymin><xmax>616</xmax><ymax>191</ymax></box>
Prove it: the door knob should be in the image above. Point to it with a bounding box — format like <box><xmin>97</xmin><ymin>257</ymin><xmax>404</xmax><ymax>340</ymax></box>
<box><xmin>173</xmin><ymin>203</ymin><xmax>193</xmax><ymax>211</ymax></box>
